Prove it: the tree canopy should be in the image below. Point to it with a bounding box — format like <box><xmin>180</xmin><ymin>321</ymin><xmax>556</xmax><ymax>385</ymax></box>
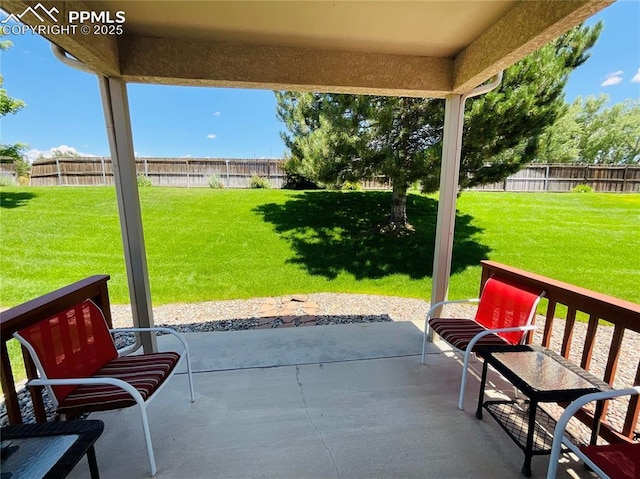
<box><xmin>276</xmin><ymin>23</ymin><xmax>602</xmax><ymax>232</ymax></box>
<box><xmin>537</xmin><ymin>95</ymin><xmax>640</xmax><ymax>164</ymax></box>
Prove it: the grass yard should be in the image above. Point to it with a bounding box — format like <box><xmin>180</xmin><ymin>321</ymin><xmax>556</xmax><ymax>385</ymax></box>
<box><xmin>1</xmin><ymin>187</ymin><xmax>639</xmax><ymax>308</ymax></box>
<box><xmin>451</xmin><ymin>192</ymin><xmax>640</xmax><ymax>301</ymax></box>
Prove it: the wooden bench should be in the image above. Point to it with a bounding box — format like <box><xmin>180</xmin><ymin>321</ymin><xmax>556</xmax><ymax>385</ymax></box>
<box><xmin>2</xmin><ymin>275</ymin><xmax>114</xmax><ymax>425</ymax></box>
<box><xmin>1</xmin><ymin>276</ymin><xmax>195</xmax><ymax>476</ymax></box>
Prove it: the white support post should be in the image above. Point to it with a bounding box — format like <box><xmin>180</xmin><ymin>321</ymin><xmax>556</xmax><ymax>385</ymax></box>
<box><xmin>98</xmin><ymin>76</ymin><xmax>157</xmax><ymax>353</ymax></box>
<box><xmin>430</xmin><ymin>94</ymin><xmax>466</xmax><ymax>333</ymax></box>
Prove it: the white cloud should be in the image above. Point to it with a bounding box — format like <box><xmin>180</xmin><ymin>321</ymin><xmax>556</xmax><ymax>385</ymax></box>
<box><xmin>601</xmin><ymin>70</ymin><xmax>624</xmax><ymax>87</ymax></box>
<box><xmin>631</xmin><ymin>68</ymin><xmax>640</xmax><ymax>84</ymax></box>
<box><xmin>213</xmin><ymin>111</ymin><xmax>221</xmax><ymax>116</ymax></box>
<box><xmin>26</xmin><ymin>145</ymin><xmax>97</xmax><ymax>163</ymax></box>
<box><xmin>180</xmin><ymin>154</ymin><xmax>192</xmax><ymax>158</ymax></box>
<box><xmin>206</xmin><ymin>133</ymin><xmax>217</xmax><ymax>139</ymax></box>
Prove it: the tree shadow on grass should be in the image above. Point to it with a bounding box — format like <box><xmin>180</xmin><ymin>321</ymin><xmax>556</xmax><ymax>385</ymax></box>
<box><xmin>0</xmin><ymin>191</ymin><xmax>37</xmax><ymax>209</ymax></box>
<box><xmin>254</xmin><ymin>191</ymin><xmax>490</xmax><ymax>280</ymax></box>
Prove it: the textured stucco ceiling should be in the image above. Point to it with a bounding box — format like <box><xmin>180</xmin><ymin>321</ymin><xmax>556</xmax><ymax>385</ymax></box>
<box><xmin>99</xmin><ymin>1</ymin><xmax>517</xmax><ymax>57</ymax></box>
<box><xmin>1</xmin><ymin>0</ymin><xmax>615</xmax><ymax>97</ymax></box>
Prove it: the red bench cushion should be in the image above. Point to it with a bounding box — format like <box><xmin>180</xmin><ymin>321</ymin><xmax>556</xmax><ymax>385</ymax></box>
<box><xmin>428</xmin><ymin>318</ymin><xmax>510</xmax><ymax>350</ymax></box>
<box><xmin>56</xmin><ymin>352</ymin><xmax>180</xmax><ymax>415</ymax></box>
<box><xmin>579</xmin><ymin>443</ymin><xmax>640</xmax><ymax>479</ymax></box>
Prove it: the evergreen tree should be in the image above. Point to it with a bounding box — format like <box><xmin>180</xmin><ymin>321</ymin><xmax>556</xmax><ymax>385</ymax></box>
<box><xmin>276</xmin><ymin>23</ymin><xmax>601</xmax><ymax>233</ymax></box>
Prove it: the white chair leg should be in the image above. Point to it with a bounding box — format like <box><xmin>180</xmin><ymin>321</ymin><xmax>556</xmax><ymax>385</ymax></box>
<box><xmin>185</xmin><ymin>349</ymin><xmax>195</xmax><ymax>403</ymax></box>
<box><xmin>138</xmin><ymin>403</ymin><xmax>157</xmax><ymax>476</ymax></box>
<box><xmin>458</xmin><ymin>349</ymin><xmax>472</xmax><ymax>410</ymax></box>
<box><xmin>421</xmin><ymin>320</ymin><xmax>431</xmax><ymax>364</ymax></box>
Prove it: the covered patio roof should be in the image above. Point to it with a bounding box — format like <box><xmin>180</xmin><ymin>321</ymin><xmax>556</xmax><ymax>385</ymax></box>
<box><xmin>3</xmin><ymin>0</ymin><xmax>611</xmax><ymax>96</ymax></box>
<box><xmin>1</xmin><ymin>0</ymin><xmax>614</xmax><ymax>351</ymax></box>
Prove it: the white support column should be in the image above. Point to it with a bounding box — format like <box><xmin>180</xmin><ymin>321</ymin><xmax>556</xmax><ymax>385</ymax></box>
<box><xmin>430</xmin><ymin>94</ymin><xmax>466</xmax><ymax>323</ymax></box>
<box><xmin>98</xmin><ymin>76</ymin><xmax>157</xmax><ymax>353</ymax></box>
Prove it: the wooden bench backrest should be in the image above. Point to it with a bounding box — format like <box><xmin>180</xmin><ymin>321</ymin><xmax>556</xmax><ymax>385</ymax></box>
<box><xmin>1</xmin><ymin>275</ymin><xmax>111</xmax><ymax>424</ymax></box>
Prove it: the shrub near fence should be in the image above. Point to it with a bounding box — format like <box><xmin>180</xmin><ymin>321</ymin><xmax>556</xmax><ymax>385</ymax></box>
<box><xmin>27</xmin><ymin>158</ymin><xmax>640</xmax><ymax>192</ymax></box>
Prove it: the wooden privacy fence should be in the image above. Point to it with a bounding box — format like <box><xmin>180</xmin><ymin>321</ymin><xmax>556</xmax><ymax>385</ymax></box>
<box><xmin>0</xmin><ymin>159</ymin><xmax>17</xmax><ymax>179</ymax></box>
<box><xmin>28</xmin><ymin>158</ymin><xmax>640</xmax><ymax>192</ymax></box>
<box><xmin>29</xmin><ymin>157</ymin><xmax>393</xmax><ymax>189</ymax></box>
<box><xmin>29</xmin><ymin>157</ymin><xmax>287</xmax><ymax>188</ymax></box>
<box><xmin>472</xmin><ymin>164</ymin><xmax>640</xmax><ymax>192</ymax></box>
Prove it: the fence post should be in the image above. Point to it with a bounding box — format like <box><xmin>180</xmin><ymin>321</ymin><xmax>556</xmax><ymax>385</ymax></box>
<box><xmin>623</xmin><ymin>165</ymin><xmax>628</xmax><ymax>192</ymax></box>
<box><xmin>225</xmin><ymin>159</ymin><xmax>230</xmax><ymax>187</ymax></box>
<box><xmin>186</xmin><ymin>159</ymin><xmax>190</xmax><ymax>188</ymax></box>
<box><xmin>584</xmin><ymin>165</ymin><xmax>589</xmax><ymax>186</ymax></box>
<box><xmin>144</xmin><ymin>157</ymin><xmax>148</xmax><ymax>177</ymax></box>
<box><xmin>55</xmin><ymin>158</ymin><xmax>62</xmax><ymax>185</ymax></box>
<box><xmin>544</xmin><ymin>165</ymin><xmax>549</xmax><ymax>191</ymax></box>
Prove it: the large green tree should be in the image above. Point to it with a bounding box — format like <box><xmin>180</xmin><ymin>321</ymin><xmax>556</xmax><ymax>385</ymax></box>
<box><xmin>535</xmin><ymin>100</ymin><xmax>582</xmax><ymax>163</ymax></box>
<box><xmin>276</xmin><ymin>93</ymin><xmax>443</xmax><ymax>230</ymax></box>
<box><xmin>574</xmin><ymin>96</ymin><xmax>640</xmax><ymax>164</ymax></box>
<box><xmin>277</xmin><ymin>23</ymin><xmax>601</xmax><ymax>232</ymax></box>
<box><xmin>536</xmin><ymin>95</ymin><xmax>640</xmax><ymax>164</ymax></box>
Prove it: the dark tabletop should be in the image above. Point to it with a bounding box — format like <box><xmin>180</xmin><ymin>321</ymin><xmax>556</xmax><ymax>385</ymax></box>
<box><xmin>1</xmin><ymin>420</ymin><xmax>104</xmax><ymax>479</ymax></box>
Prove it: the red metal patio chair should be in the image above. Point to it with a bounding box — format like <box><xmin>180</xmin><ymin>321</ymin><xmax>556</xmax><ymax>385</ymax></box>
<box><xmin>13</xmin><ymin>299</ymin><xmax>195</xmax><ymax>476</ymax></box>
<box><xmin>421</xmin><ymin>275</ymin><xmax>545</xmax><ymax>410</ymax></box>
<box><xmin>547</xmin><ymin>387</ymin><xmax>640</xmax><ymax>479</ymax></box>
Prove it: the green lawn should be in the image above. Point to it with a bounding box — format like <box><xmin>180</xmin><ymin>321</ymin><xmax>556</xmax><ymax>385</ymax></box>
<box><xmin>1</xmin><ymin>187</ymin><xmax>639</xmax><ymax>308</ymax></box>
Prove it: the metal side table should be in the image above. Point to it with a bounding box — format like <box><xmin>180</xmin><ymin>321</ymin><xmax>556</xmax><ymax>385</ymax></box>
<box><xmin>475</xmin><ymin>344</ymin><xmax>610</xmax><ymax>477</ymax></box>
<box><xmin>1</xmin><ymin>419</ymin><xmax>104</xmax><ymax>479</ymax></box>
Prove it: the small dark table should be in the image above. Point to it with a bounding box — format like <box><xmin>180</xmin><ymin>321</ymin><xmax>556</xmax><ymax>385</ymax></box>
<box><xmin>1</xmin><ymin>420</ymin><xmax>104</xmax><ymax>479</ymax></box>
<box><xmin>475</xmin><ymin>345</ymin><xmax>610</xmax><ymax>477</ymax></box>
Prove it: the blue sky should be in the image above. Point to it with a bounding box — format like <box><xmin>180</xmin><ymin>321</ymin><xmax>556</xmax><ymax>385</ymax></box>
<box><xmin>1</xmin><ymin>1</ymin><xmax>639</xmax><ymax>162</ymax></box>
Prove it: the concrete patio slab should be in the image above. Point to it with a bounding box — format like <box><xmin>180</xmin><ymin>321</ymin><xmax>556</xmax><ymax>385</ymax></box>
<box><xmin>66</xmin><ymin>322</ymin><xmax>591</xmax><ymax>479</ymax></box>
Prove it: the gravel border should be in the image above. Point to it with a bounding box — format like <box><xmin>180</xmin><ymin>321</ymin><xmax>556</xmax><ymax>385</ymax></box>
<box><xmin>108</xmin><ymin>293</ymin><xmax>438</xmax><ymax>328</ymax></box>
